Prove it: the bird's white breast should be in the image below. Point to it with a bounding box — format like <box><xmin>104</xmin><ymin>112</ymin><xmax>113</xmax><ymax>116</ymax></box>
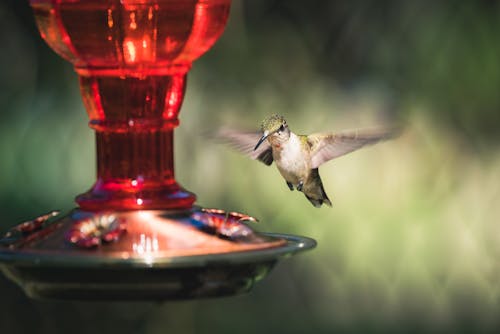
<box><xmin>274</xmin><ymin>133</ymin><xmax>308</xmax><ymax>182</ymax></box>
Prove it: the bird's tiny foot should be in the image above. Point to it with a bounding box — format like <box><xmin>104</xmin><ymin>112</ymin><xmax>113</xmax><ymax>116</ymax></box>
<box><xmin>297</xmin><ymin>181</ymin><xmax>304</xmax><ymax>192</ymax></box>
<box><xmin>286</xmin><ymin>181</ymin><xmax>294</xmax><ymax>191</ymax></box>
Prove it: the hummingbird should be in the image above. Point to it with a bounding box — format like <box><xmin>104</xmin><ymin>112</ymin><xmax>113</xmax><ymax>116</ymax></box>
<box><xmin>217</xmin><ymin>114</ymin><xmax>398</xmax><ymax>208</ymax></box>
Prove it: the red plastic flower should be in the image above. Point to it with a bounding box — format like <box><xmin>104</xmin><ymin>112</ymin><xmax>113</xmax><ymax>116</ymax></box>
<box><xmin>65</xmin><ymin>214</ymin><xmax>126</xmax><ymax>249</ymax></box>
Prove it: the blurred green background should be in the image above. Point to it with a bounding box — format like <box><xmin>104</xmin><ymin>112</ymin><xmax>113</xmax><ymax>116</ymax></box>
<box><xmin>2</xmin><ymin>0</ymin><xmax>500</xmax><ymax>333</ymax></box>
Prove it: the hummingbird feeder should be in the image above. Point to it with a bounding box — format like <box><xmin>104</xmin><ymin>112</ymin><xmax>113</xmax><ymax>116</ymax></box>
<box><xmin>0</xmin><ymin>0</ymin><xmax>315</xmax><ymax>301</ymax></box>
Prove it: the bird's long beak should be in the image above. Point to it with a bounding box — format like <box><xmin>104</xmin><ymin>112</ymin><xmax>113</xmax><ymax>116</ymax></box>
<box><xmin>254</xmin><ymin>131</ymin><xmax>269</xmax><ymax>151</ymax></box>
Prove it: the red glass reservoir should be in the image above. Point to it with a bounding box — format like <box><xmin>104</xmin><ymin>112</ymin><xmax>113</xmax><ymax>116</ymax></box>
<box><xmin>31</xmin><ymin>0</ymin><xmax>231</xmax><ymax>210</ymax></box>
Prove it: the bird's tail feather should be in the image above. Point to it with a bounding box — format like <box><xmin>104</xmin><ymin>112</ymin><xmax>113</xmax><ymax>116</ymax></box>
<box><xmin>307</xmin><ymin>168</ymin><xmax>332</xmax><ymax>208</ymax></box>
<box><xmin>305</xmin><ymin>195</ymin><xmax>332</xmax><ymax>208</ymax></box>
<box><xmin>319</xmin><ymin>182</ymin><xmax>332</xmax><ymax>207</ymax></box>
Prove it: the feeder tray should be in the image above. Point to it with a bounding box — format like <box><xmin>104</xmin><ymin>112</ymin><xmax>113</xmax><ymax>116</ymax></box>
<box><xmin>0</xmin><ymin>209</ymin><xmax>315</xmax><ymax>301</ymax></box>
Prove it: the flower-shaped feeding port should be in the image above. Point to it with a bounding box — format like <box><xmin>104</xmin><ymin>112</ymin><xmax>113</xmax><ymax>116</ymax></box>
<box><xmin>190</xmin><ymin>208</ymin><xmax>261</xmax><ymax>242</ymax></box>
<box><xmin>0</xmin><ymin>0</ymin><xmax>316</xmax><ymax>301</ymax></box>
<box><xmin>65</xmin><ymin>214</ymin><xmax>126</xmax><ymax>249</ymax></box>
<box><xmin>0</xmin><ymin>211</ymin><xmax>60</xmax><ymax>248</ymax></box>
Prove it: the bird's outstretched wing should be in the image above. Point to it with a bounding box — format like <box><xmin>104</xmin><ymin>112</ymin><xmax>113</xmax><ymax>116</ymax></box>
<box><xmin>307</xmin><ymin>127</ymin><xmax>399</xmax><ymax>169</ymax></box>
<box><xmin>215</xmin><ymin>128</ymin><xmax>273</xmax><ymax>166</ymax></box>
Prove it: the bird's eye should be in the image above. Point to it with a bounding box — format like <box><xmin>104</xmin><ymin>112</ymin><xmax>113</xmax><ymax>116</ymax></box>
<box><xmin>279</xmin><ymin>124</ymin><xmax>285</xmax><ymax>132</ymax></box>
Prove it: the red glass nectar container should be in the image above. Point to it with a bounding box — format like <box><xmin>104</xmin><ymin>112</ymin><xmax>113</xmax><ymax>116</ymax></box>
<box><xmin>32</xmin><ymin>0</ymin><xmax>232</xmax><ymax>210</ymax></box>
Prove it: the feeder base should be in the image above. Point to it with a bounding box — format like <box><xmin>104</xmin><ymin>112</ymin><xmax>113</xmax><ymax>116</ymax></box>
<box><xmin>0</xmin><ymin>209</ymin><xmax>315</xmax><ymax>301</ymax></box>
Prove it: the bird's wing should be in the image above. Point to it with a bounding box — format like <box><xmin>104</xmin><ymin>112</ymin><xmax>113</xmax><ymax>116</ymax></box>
<box><xmin>308</xmin><ymin>127</ymin><xmax>399</xmax><ymax>169</ymax></box>
<box><xmin>215</xmin><ymin>128</ymin><xmax>273</xmax><ymax>166</ymax></box>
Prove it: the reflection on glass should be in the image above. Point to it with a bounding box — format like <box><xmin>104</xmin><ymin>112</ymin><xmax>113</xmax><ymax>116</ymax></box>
<box><xmin>132</xmin><ymin>233</ymin><xmax>159</xmax><ymax>265</ymax></box>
